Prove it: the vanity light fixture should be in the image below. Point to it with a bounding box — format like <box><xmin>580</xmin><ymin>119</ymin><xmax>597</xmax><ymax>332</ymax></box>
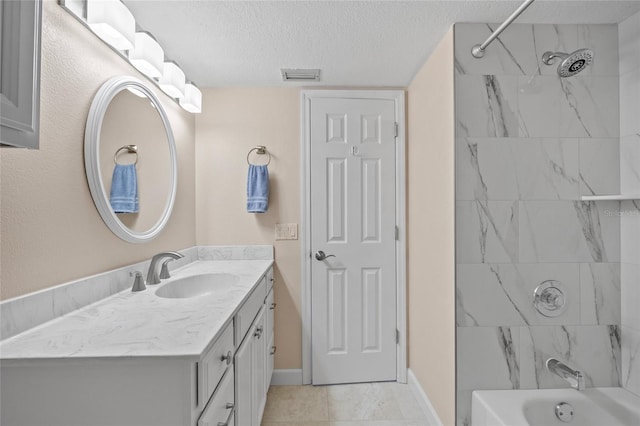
<box><xmin>86</xmin><ymin>0</ymin><xmax>135</xmax><ymax>51</ymax></box>
<box><xmin>158</xmin><ymin>61</ymin><xmax>186</xmax><ymax>99</ymax></box>
<box><xmin>179</xmin><ymin>83</ymin><xmax>202</xmax><ymax>114</ymax></box>
<box><xmin>59</xmin><ymin>0</ymin><xmax>202</xmax><ymax>114</ymax></box>
<box><xmin>127</xmin><ymin>32</ymin><xmax>164</xmax><ymax>78</ymax></box>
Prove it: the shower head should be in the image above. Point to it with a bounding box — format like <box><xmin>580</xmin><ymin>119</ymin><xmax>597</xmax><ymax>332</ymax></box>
<box><xmin>542</xmin><ymin>48</ymin><xmax>594</xmax><ymax>77</ymax></box>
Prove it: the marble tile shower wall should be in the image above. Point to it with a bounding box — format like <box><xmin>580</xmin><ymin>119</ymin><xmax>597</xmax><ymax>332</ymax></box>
<box><xmin>619</xmin><ymin>10</ymin><xmax>640</xmax><ymax>398</ymax></box>
<box><xmin>454</xmin><ymin>23</ymin><xmax>621</xmax><ymax>426</ymax></box>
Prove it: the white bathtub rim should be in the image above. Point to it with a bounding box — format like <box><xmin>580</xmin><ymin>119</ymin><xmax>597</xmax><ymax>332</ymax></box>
<box><xmin>472</xmin><ymin>387</ymin><xmax>640</xmax><ymax>426</ymax></box>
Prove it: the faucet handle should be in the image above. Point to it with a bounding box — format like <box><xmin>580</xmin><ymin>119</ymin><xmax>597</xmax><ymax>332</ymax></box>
<box><xmin>159</xmin><ymin>259</ymin><xmax>174</xmax><ymax>279</ymax></box>
<box><xmin>130</xmin><ymin>271</ymin><xmax>146</xmax><ymax>292</ymax></box>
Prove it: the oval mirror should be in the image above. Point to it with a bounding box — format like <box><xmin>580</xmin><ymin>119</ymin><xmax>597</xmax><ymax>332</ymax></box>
<box><xmin>85</xmin><ymin>76</ymin><xmax>177</xmax><ymax>243</ymax></box>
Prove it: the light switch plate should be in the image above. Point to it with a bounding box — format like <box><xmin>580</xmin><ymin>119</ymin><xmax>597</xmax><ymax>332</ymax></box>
<box><xmin>275</xmin><ymin>223</ymin><xmax>298</xmax><ymax>240</ymax></box>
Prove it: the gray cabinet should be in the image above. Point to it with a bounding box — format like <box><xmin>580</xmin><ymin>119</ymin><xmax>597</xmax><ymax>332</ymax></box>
<box><xmin>1</xmin><ymin>0</ymin><xmax>42</xmax><ymax>149</ymax></box>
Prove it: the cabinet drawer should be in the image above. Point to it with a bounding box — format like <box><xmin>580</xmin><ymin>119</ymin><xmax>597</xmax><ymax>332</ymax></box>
<box><xmin>199</xmin><ymin>322</ymin><xmax>234</xmax><ymax>407</ymax></box>
<box><xmin>198</xmin><ymin>368</ymin><xmax>235</xmax><ymax>426</ymax></box>
<box><xmin>235</xmin><ymin>277</ymin><xmax>266</xmax><ymax>345</ymax></box>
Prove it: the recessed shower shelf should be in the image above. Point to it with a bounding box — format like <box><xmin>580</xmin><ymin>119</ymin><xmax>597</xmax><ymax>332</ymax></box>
<box><xmin>581</xmin><ymin>194</ymin><xmax>640</xmax><ymax>201</ymax></box>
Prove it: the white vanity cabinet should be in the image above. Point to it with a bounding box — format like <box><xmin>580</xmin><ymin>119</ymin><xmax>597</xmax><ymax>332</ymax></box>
<box><xmin>0</xmin><ymin>264</ymin><xmax>275</xmax><ymax>426</ymax></box>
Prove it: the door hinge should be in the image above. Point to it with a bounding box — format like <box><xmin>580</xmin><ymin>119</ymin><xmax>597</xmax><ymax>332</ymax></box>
<box><xmin>396</xmin><ymin>329</ymin><xmax>400</xmax><ymax>344</ymax></box>
<box><xmin>394</xmin><ymin>122</ymin><xmax>398</xmax><ymax>138</ymax></box>
<box><xmin>395</xmin><ymin>226</ymin><xmax>399</xmax><ymax>241</ymax></box>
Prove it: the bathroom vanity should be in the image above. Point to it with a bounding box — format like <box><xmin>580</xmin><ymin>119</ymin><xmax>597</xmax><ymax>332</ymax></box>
<box><xmin>0</xmin><ymin>258</ymin><xmax>275</xmax><ymax>426</ymax></box>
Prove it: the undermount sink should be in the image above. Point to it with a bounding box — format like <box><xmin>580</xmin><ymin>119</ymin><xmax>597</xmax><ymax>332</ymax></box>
<box><xmin>155</xmin><ymin>273</ymin><xmax>240</xmax><ymax>299</ymax></box>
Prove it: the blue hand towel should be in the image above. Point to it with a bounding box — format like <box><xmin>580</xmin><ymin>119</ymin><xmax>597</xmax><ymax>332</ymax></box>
<box><xmin>247</xmin><ymin>164</ymin><xmax>269</xmax><ymax>213</ymax></box>
<box><xmin>109</xmin><ymin>164</ymin><xmax>139</xmax><ymax>213</ymax></box>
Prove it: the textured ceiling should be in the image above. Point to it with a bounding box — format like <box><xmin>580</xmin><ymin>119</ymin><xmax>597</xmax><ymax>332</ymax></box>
<box><xmin>122</xmin><ymin>1</ymin><xmax>640</xmax><ymax>87</ymax></box>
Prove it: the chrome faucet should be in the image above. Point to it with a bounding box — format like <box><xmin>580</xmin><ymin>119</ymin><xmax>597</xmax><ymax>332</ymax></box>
<box><xmin>146</xmin><ymin>251</ymin><xmax>184</xmax><ymax>285</ymax></box>
<box><xmin>546</xmin><ymin>358</ymin><xmax>585</xmax><ymax>391</ymax></box>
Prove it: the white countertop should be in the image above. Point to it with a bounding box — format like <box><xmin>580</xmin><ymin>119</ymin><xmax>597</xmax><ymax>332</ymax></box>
<box><xmin>0</xmin><ymin>260</ymin><xmax>272</xmax><ymax>361</ymax></box>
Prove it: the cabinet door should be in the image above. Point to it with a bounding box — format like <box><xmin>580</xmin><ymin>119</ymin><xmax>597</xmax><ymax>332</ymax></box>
<box><xmin>199</xmin><ymin>322</ymin><xmax>234</xmax><ymax>408</ymax></box>
<box><xmin>234</xmin><ymin>326</ymin><xmax>253</xmax><ymax>426</ymax></box>
<box><xmin>265</xmin><ymin>288</ymin><xmax>275</xmax><ymax>390</ymax></box>
<box><xmin>267</xmin><ymin>334</ymin><xmax>275</xmax><ymax>391</ymax></box>
<box><xmin>0</xmin><ymin>0</ymin><xmax>41</xmax><ymax>148</ymax></box>
<box><xmin>265</xmin><ymin>287</ymin><xmax>274</xmax><ymax>344</ymax></box>
<box><xmin>197</xmin><ymin>368</ymin><xmax>234</xmax><ymax>426</ymax></box>
<box><xmin>252</xmin><ymin>308</ymin><xmax>266</xmax><ymax>425</ymax></box>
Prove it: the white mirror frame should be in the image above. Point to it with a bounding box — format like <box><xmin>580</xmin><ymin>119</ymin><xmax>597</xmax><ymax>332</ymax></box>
<box><xmin>85</xmin><ymin>76</ymin><xmax>177</xmax><ymax>243</ymax></box>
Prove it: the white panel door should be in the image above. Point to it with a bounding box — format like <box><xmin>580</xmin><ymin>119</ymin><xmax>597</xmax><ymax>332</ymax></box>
<box><xmin>310</xmin><ymin>97</ymin><xmax>397</xmax><ymax>385</ymax></box>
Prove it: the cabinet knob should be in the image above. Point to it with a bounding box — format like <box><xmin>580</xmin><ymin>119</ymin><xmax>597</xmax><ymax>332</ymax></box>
<box><xmin>220</xmin><ymin>350</ymin><xmax>232</xmax><ymax>365</ymax></box>
<box><xmin>217</xmin><ymin>403</ymin><xmax>234</xmax><ymax>426</ymax></box>
<box><xmin>254</xmin><ymin>327</ymin><xmax>263</xmax><ymax>339</ymax></box>
<box><xmin>270</xmin><ymin>302</ymin><xmax>277</xmax><ymax>310</ymax></box>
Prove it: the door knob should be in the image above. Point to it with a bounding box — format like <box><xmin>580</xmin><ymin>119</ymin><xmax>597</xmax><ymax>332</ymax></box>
<box><xmin>315</xmin><ymin>250</ymin><xmax>336</xmax><ymax>261</ymax></box>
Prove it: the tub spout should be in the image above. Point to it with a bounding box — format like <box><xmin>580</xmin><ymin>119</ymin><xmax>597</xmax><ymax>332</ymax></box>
<box><xmin>546</xmin><ymin>358</ymin><xmax>585</xmax><ymax>391</ymax></box>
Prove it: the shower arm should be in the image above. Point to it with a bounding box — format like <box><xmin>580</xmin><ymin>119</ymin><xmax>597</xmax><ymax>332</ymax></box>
<box><xmin>471</xmin><ymin>0</ymin><xmax>536</xmax><ymax>58</ymax></box>
<box><xmin>542</xmin><ymin>51</ymin><xmax>568</xmax><ymax>65</ymax></box>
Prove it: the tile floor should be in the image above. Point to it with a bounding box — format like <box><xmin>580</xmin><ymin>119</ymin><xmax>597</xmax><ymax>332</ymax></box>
<box><xmin>261</xmin><ymin>382</ymin><xmax>432</xmax><ymax>426</ymax></box>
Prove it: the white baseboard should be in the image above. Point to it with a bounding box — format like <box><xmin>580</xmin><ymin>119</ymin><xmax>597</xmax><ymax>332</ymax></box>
<box><xmin>407</xmin><ymin>368</ymin><xmax>443</xmax><ymax>426</ymax></box>
<box><xmin>270</xmin><ymin>369</ymin><xmax>303</xmax><ymax>386</ymax></box>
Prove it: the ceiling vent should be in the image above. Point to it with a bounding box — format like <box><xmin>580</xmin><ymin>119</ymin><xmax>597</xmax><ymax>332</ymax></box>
<box><xmin>281</xmin><ymin>68</ymin><xmax>321</xmax><ymax>82</ymax></box>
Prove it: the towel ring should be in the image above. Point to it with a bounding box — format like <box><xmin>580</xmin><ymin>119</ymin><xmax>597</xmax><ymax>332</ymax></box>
<box><xmin>247</xmin><ymin>145</ymin><xmax>271</xmax><ymax>166</ymax></box>
<box><xmin>114</xmin><ymin>145</ymin><xmax>138</xmax><ymax>165</ymax></box>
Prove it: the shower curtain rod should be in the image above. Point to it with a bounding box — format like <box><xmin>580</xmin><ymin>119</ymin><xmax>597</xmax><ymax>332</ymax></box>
<box><xmin>471</xmin><ymin>0</ymin><xmax>536</xmax><ymax>58</ymax></box>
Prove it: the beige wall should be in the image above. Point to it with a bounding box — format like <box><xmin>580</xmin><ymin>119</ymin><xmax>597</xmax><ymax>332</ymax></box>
<box><xmin>0</xmin><ymin>0</ymin><xmax>196</xmax><ymax>300</ymax></box>
<box><xmin>407</xmin><ymin>28</ymin><xmax>456</xmax><ymax>426</ymax></box>
<box><xmin>195</xmin><ymin>88</ymin><xmax>301</xmax><ymax>369</ymax></box>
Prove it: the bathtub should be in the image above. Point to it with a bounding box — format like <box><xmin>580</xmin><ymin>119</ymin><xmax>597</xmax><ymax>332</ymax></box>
<box><xmin>472</xmin><ymin>387</ymin><xmax>640</xmax><ymax>426</ymax></box>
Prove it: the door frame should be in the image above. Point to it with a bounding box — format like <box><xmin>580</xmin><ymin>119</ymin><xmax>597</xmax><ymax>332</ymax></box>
<box><xmin>300</xmin><ymin>89</ymin><xmax>407</xmax><ymax>385</ymax></box>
